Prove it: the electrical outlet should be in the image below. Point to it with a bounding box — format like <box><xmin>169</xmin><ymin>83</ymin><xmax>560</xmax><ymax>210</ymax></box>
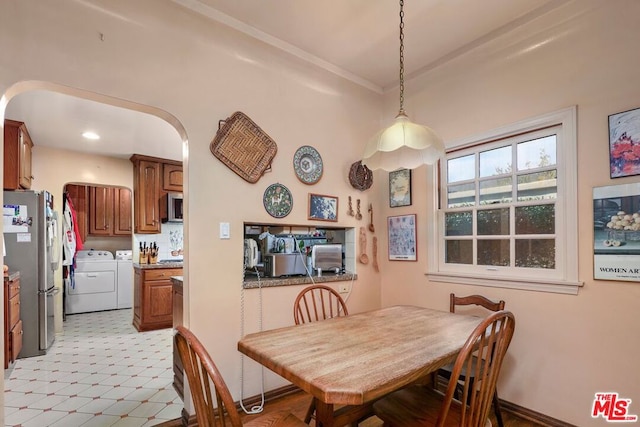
<box><xmin>339</xmin><ymin>284</ymin><xmax>349</xmax><ymax>293</ymax></box>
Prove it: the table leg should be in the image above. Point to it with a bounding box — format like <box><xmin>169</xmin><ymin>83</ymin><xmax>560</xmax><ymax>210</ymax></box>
<box><xmin>314</xmin><ymin>400</ymin><xmax>335</xmax><ymax>427</ymax></box>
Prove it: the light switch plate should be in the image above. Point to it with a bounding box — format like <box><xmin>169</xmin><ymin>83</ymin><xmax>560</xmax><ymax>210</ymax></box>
<box><xmin>219</xmin><ymin>222</ymin><xmax>230</xmax><ymax>239</ymax></box>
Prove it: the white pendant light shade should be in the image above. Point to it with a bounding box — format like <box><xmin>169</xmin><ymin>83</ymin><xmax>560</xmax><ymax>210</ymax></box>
<box><xmin>362</xmin><ymin>112</ymin><xmax>444</xmax><ymax>171</ymax></box>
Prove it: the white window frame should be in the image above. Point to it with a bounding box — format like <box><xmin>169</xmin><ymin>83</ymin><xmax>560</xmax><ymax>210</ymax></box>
<box><xmin>426</xmin><ymin>106</ymin><xmax>583</xmax><ymax>294</ymax></box>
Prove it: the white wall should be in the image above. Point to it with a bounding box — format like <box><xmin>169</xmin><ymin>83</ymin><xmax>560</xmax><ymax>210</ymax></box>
<box><xmin>0</xmin><ymin>0</ymin><xmax>382</xmax><ymax>422</ymax></box>
<box><xmin>377</xmin><ymin>1</ymin><xmax>640</xmax><ymax>425</ymax></box>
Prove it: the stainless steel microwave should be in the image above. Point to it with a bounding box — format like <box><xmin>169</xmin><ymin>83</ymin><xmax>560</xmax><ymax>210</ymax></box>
<box><xmin>166</xmin><ymin>192</ymin><xmax>183</xmax><ymax>222</ymax></box>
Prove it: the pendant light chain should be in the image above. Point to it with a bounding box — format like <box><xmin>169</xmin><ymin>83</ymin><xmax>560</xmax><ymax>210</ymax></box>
<box><xmin>398</xmin><ymin>0</ymin><xmax>405</xmax><ymax>114</ymax></box>
<box><xmin>361</xmin><ymin>0</ymin><xmax>445</xmax><ymax>170</ymax></box>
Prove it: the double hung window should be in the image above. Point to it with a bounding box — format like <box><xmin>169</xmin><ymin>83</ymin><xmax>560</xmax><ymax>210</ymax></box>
<box><xmin>427</xmin><ymin>107</ymin><xmax>581</xmax><ymax>294</ymax></box>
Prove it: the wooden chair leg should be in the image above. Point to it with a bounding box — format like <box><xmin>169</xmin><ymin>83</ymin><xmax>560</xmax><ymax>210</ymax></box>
<box><xmin>493</xmin><ymin>390</ymin><xmax>504</xmax><ymax>427</ymax></box>
<box><xmin>304</xmin><ymin>397</ymin><xmax>316</xmax><ymax>424</ymax></box>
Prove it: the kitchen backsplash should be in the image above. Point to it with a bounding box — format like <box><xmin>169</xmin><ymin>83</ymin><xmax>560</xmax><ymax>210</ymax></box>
<box><xmin>133</xmin><ymin>222</ymin><xmax>184</xmax><ymax>262</ymax></box>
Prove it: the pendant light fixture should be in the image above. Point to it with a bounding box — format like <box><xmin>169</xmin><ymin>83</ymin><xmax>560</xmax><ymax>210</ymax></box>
<box><xmin>362</xmin><ymin>0</ymin><xmax>445</xmax><ymax>171</ymax></box>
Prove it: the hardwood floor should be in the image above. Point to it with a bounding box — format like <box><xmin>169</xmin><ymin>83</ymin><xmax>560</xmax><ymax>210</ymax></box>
<box><xmin>154</xmin><ymin>389</ymin><xmax>547</xmax><ymax>426</ymax></box>
<box><xmin>237</xmin><ymin>391</ymin><xmax>545</xmax><ymax>427</ymax></box>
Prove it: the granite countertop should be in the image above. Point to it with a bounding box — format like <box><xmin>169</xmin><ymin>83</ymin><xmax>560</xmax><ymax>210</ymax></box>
<box><xmin>134</xmin><ymin>262</ymin><xmax>184</xmax><ymax>270</ymax></box>
<box><xmin>243</xmin><ymin>271</ymin><xmax>357</xmax><ymax>289</ymax></box>
<box><xmin>4</xmin><ymin>271</ymin><xmax>20</xmax><ymax>281</ymax></box>
<box><xmin>171</xmin><ymin>276</ymin><xmax>183</xmax><ymax>284</ymax></box>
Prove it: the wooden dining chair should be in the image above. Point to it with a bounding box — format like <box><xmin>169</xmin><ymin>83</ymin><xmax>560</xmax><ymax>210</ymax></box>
<box><xmin>373</xmin><ymin>310</ymin><xmax>516</xmax><ymax>427</ymax></box>
<box><xmin>174</xmin><ymin>326</ymin><xmax>307</xmax><ymax>427</ymax></box>
<box><xmin>293</xmin><ymin>284</ymin><xmax>349</xmax><ymax>424</ymax></box>
<box><xmin>293</xmin><ymin>284</ymin><xmax>349</xmax><ymax>325</ymax></box>
<box><xmin>436</xmin><ymin>294</ymin><xmax>506</xmax><ymax>427</ymax></box>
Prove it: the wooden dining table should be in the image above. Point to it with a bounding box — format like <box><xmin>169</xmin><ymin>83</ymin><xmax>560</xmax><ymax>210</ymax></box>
<box><xmin>237</xmin><ymin>305</ymin><xmax>484</xmax><ymax>427</ymax></box>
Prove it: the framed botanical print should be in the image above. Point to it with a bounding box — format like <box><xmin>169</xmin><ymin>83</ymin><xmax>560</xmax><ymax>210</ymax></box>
<box><xmin>389</xmin><ymin>169</ymin><xmax>411</xmax><ymax>207</ymax></box>
<box><xmin>387</xmin><ymin>214</ymin><xmax>417</xmax><ymax>261</ymax></box>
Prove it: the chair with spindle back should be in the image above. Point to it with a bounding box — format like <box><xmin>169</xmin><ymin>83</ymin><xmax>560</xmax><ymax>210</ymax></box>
<box><xmin>293</xmin><ymin>284</ymin><xmax>349</xmax><ymax>423</ymax></box>
<box><xmin>373</xmin><ymin>310</ymin><xmax>516</xmax><ymax>427</ymax></box>
<box><xmin>174</xmin><ymin>326</ymin><xmax>306</xmax><ymax>427</ymax></box>
<box><xmin>293</xmin><ymin>284</ymin><xmax>349</xmax><ymax>325</ymax></box>
<box><xmin>438</xmin><ymin>294</ymin><xmax>507</xmax><ymax>427</ymax></box>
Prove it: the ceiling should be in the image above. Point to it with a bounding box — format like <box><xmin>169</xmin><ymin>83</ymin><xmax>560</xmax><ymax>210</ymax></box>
<box><xmin>4</xmin><ymin>0</ymin><xmax>568</xmax><ymax>161</ymax></box>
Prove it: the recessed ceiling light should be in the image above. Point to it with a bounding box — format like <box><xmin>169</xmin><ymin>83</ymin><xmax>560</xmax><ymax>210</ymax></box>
<box><xmin>82</xmin><ymin>131</ymin><xmax>100</xmax><ymax>140</ymax></box>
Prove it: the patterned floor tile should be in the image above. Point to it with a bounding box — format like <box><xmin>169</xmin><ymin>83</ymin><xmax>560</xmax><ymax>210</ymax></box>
<box><xmin>4</xmin><ymin>309</ymin><xmax>181</xmax><ymax>426</ymax></box>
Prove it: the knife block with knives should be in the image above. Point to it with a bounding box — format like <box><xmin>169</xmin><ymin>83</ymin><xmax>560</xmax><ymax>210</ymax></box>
<box><xmin>139</xmin><ymin>242</ymin><xmax>159</xmax><ymax>264</ymax></box>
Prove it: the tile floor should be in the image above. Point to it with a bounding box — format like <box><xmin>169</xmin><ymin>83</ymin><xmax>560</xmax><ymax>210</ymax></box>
<box><xmin>4</xmin><ymin>309</ymin><xmax>183</xmax><ymax>426</ymax></box>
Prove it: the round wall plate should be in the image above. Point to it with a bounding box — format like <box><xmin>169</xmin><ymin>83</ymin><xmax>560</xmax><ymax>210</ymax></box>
<box><xmin>263</xmin><ymin>183</ymin><xmax>293</xmax><ymax>218</ymax></box>
<box><xmin>293</xmin><ymin>145</ymin><xmax>323</xmax><ymax>185</ymax></box>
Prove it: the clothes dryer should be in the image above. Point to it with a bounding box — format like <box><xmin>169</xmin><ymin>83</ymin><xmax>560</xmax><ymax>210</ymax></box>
<box><xmin>116</xmin><ymin>250</ymin><xmax>133</xmax><ymax>309</ymax></box>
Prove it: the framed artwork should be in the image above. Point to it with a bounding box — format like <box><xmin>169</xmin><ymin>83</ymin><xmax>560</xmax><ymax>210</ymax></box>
<box><xmin>387</xmin><ymin>214</ymin><xmax>417</xmax><ymax>261</ymax></box>
<box><xmin>593</xmin><ymin>183</ymin><xmax>640</xmax><ymax>282</ymax></box>
<box><xmin>609</xmin><ymin>107</ymin><xmax>640</xmax><ymax>178</ymax></box>
<box><xmin>389</xmin><ymin>169</ymin><xmax>412</xmax><ymax>207</ymax></box>
<box><xmin>308</xmin><ymin>193</ymin><xmax>338</xmax><ymax>222</ymax></box>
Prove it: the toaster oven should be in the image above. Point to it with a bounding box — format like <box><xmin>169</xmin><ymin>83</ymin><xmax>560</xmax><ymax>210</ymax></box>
<box><xmin>263</xmin><ymin>253</ymin><xmax>308</xmax><ymax>277</ymax></box>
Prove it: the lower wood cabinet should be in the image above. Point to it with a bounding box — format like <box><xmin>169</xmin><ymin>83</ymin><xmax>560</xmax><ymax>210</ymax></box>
<box><xmin>133</xmin><ymin>267</ymin><xmax>182</xmax><ymax>332</ymax></box>
<box><xmin>172</xmin><ymin>277</ymin><xmax>184</xmax><ymax>400</ymax></box>
<box><xmin>4</xmin><ymin>272</ymin><xmax>22</xmax><ymax>369</ymax></box>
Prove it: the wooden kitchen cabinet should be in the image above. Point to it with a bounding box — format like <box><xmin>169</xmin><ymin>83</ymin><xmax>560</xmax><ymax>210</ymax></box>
<box><xmin>3</xmin><ymin>119</ymin><xmax>33</xmax><ymax>190</ymax></box>
<box><xmin>88</xmin><ymin>186</ymin><xmax>132</xmax><ymax>236</ymax></box>
<box><xmin>131</xmin><ymin>155</ymin><xmax>162</xmax><ymax>234</ymax></box>
<box><xmin>163</xmin><ymin>163</ymin><xmax>183</xmax><ymax>192</ymax></box>
<box><xmin>133</xmin><ymin>267</ymin><xmax>182</xmax><ymax>331</ymax></box>
<box><xmin>113</xmin><ymin>187</ymin><xmax>133</xmax><ymax>235</ymax></box>
<box><xmin>4</xmin><ymin>272</ymin><xmax>22</xmax><ymax>369</ymax></box>
<box><xmin>89</xmin><ymin>186</ymin><xmax>113</xmax><ymax>235</ymax></box>
<box><xmin>172</xmin><ymin>277</ymin><xmax>184</xmax><ymax>400</ymax></box>
<box><xmin>131</xmin><ymin>154</ymin><xmax>182</xmax><ymax>234</ymax></box>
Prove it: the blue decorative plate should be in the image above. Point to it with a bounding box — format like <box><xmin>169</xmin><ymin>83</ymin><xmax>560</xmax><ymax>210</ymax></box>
<box><xmin>293</xmin><ymin>145</ymin><xmax>323</xmax><ymax>185</ymax></box>
<box><xmin>263</xmin><ymin>183</ymin><xmax>293</xmax><ymax>218</ymax></box>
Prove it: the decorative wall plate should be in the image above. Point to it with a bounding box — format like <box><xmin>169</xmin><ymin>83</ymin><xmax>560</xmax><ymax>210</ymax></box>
<box><xmin>293</xmin><ymin>145</ymin><xmax>323</xmax><ymax>184</ymax></box>
<box><xmin>263</xmin><ymin>183</ymin><xmax>293</xmax><ymax>218</ymax></box>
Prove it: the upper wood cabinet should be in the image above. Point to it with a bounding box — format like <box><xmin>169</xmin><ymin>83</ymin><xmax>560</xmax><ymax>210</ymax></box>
<box><xmin>89</xmin><ymin>186</ymin><xmax>113</xmax><ymax>235</ymax></box>
<box><xmin>113</xmin><ymin>187</ymin><xmax>133</xmax><ymax>235</ymax></box>
<box><xmin>163</xmin><ymin>163</ymin><xmax>183</xmax><ymax>192</ymax></box>
<box><xmin>88</xmin><ymin>186</ymin><xmax>132</xmax><ymax>236</ymax></box>
<box><xmin>130</xmin><ymin>154</ymin><xmax>182</xmax><ymax>234</ymax></box>
<box><xmin>3</xmin><ymin>119</ymin><xmax>34</xmax><ymax>190</ymax></box>
<box><xmin>131</xmin><ymin>155</ymin><xmax>162</xmax><ymax>234</ymax></box>
<box><xmin>66</xmin><ymin>184</ymin><xmax>131</xmax><ymax>239</ymax></box>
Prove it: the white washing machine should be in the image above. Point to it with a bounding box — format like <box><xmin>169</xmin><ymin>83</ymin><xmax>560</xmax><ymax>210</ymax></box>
<box><xmin>67</xmin><ymin>250</ymin><xmax>117</xmax><ymax>314</ymax></box>
<box><xmin>116</xmin><ymin>250</ymin><xmax>133</xmax><ymax>309</ymax></box>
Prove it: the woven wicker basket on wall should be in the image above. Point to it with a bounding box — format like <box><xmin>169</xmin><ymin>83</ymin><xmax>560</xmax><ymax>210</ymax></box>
<box><xmin>349</xmin><ymin>160</ymin><xmax>373</xmax><ymax>191</ymax></box>
<box><xmin>210</xmin><ymin>111</ymin><xmax>277</xmax><ymax>183</ymax></box>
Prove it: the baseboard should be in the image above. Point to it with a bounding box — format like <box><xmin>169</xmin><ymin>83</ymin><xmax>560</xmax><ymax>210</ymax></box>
<box><xmin>434</xmin><ymin>374</ymin><xmax>575</xmax><ymax>427</ymax></box>
<box><xmin>178</xmin><ymin>384</ymin><xmax>576</xmax><ymax>427</ymax></box>
<box><xmin>237</xmin><ymin>384</ymin><xmax>301</xmax><ymax>409</ymax></box>
<box><xmin>181</xmin><ymin>407</ymin><xmax>196</xmax><ymax>427</ymax></box>
<box><xmin>500</xmin><ymin>399</ymin><xmax>577</xmax><ymax>427</ymax></box>
<box><xmin>177</xmin><ymin>385</ymin><xmax>300</xmax><ymax>426</ymax></box>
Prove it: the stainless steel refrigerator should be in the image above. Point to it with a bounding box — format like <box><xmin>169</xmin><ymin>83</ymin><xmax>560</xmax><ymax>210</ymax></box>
<box><xmin>3</xmin><ymin>190</ymin><xmax>59</xmax><ymax>358</ymax></box>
